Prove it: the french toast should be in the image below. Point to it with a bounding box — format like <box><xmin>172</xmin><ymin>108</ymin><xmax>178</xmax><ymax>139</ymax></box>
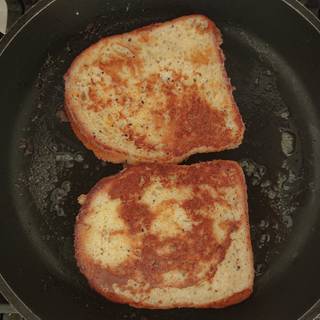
<box><xmin>64</xmin><ymin>15</ymin><xmax>245</xmax><ymax>163</ymax></box>
<box><xmin>74</xmin><ymin>160</ymin><xmax>254</xmax><ymax>308</ymax></box>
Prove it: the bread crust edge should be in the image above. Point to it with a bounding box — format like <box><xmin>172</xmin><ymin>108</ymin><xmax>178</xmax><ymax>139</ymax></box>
<box><xmin>74</xmin><ymin>161</ymin><xmax>254</xmax><ymax>309</ymax></box>
<box><xmin>64</xmin><ymin>14</ymin><xmax>245</xmax><ymax>164</ymax></box>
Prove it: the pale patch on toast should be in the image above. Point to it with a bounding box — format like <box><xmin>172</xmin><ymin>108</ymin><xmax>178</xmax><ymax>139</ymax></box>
<box><xmin>75</xmin><ymin>161</ymin><xmax>254</xmax><ymax>308</ymax></box>
<box><xmin>65</xmin><ymin>15</ymin><xmax>244</xmax><ymax>163</ymax></box>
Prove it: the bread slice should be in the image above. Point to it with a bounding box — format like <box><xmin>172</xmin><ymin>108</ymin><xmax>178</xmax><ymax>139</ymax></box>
<box><xmin>74</xmin><ymin>160</ymin><xmax>254</xmax><ymax>308</ymax></box>
<box><xmin>64</xmin><ymin>15</ymin><xmax>244</xmax><ymax>164</ymax></box>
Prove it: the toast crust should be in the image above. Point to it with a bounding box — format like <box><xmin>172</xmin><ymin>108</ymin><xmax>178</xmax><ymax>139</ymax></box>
<box><xmin>89</xmin><ymin>287</ymin><xmax>253</xmax><ymax>309</ymax></box>
<box><xmin>65</xmin><ymin>15</ymin><xmax>245</xmax><ymax>163</ymax></box>
<box><xmin>75</xmin><ymin>161</ymin><xmax>254</xmax><ymax>308</ymax></box>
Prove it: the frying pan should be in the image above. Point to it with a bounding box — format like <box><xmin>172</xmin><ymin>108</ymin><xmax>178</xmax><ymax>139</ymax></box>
<box><xmin>0</xmin><ymin>0</ymin><xmax>320</xmax><ymax>319</ymax></box>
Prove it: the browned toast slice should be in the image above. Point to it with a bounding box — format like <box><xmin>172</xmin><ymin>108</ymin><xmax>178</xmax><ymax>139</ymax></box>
<box><xmin>74</xmin><ymin>160</ymin><xmax>254</xmax><ymax>308</ymax></box>
<box><xmin>64</xmin><ymin>15</ymin><xmax>245</xmax><ymax>164</ymax></box>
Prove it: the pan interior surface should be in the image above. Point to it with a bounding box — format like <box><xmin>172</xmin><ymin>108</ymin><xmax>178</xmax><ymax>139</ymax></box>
<box><xmin>0</xmin><ymin>0</ymin><xmax>320</xmax><ymax>319</ymax></box>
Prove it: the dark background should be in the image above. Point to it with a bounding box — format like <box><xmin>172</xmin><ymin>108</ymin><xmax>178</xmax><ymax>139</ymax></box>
<box><xmin>0</xmin><ymin>0</ymin><xmax>319</xmax><ymax>319</ymax></box>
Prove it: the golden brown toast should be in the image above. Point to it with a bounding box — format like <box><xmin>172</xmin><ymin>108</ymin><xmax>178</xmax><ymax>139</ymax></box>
<box><xmin>64</xmin><ymin>15</ymin><xmax>245</xmax><ymax>163</ymax></box>
<box><xmin>74</xmin><ymin>160</ymin><xmax>254</xmax><ymax>308</ymax></box>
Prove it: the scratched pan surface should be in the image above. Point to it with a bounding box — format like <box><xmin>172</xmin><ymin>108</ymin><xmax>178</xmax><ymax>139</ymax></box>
<box><xmin>0</xmin><ymin>0</ymin><xmax>320</xmax><ymax>319</ymax></box>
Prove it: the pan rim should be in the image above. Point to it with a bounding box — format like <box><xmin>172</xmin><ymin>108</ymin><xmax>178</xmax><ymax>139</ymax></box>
<box><xmin>0</xmin><ymin>0</ymin><xmax>56</xmax><ymax>55</ymax></box>
<box><xmin>0</xmin><ymin>0</ymin><xmax>319</xmax><ymax>56</ymax></box>
<box><xmin>283</xmin><ymin>0</ymin><xmax>320</xmax><ymax>33</ymax></box>
<box><xmin>0</xmin><ymin>0</ymin><xmax>319</xmax><ymax>319</ymax></box>
<box><xmin>0</xmin><ymin>273</ymin><xmax>40</xmax><ymax>320</ymax></box>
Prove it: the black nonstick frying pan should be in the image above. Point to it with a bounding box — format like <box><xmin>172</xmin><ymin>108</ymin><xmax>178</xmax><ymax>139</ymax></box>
<box><xmin>1</xmin><ymin>0</ymin><xmax>320</xmax><ymax>319</ymax></box>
